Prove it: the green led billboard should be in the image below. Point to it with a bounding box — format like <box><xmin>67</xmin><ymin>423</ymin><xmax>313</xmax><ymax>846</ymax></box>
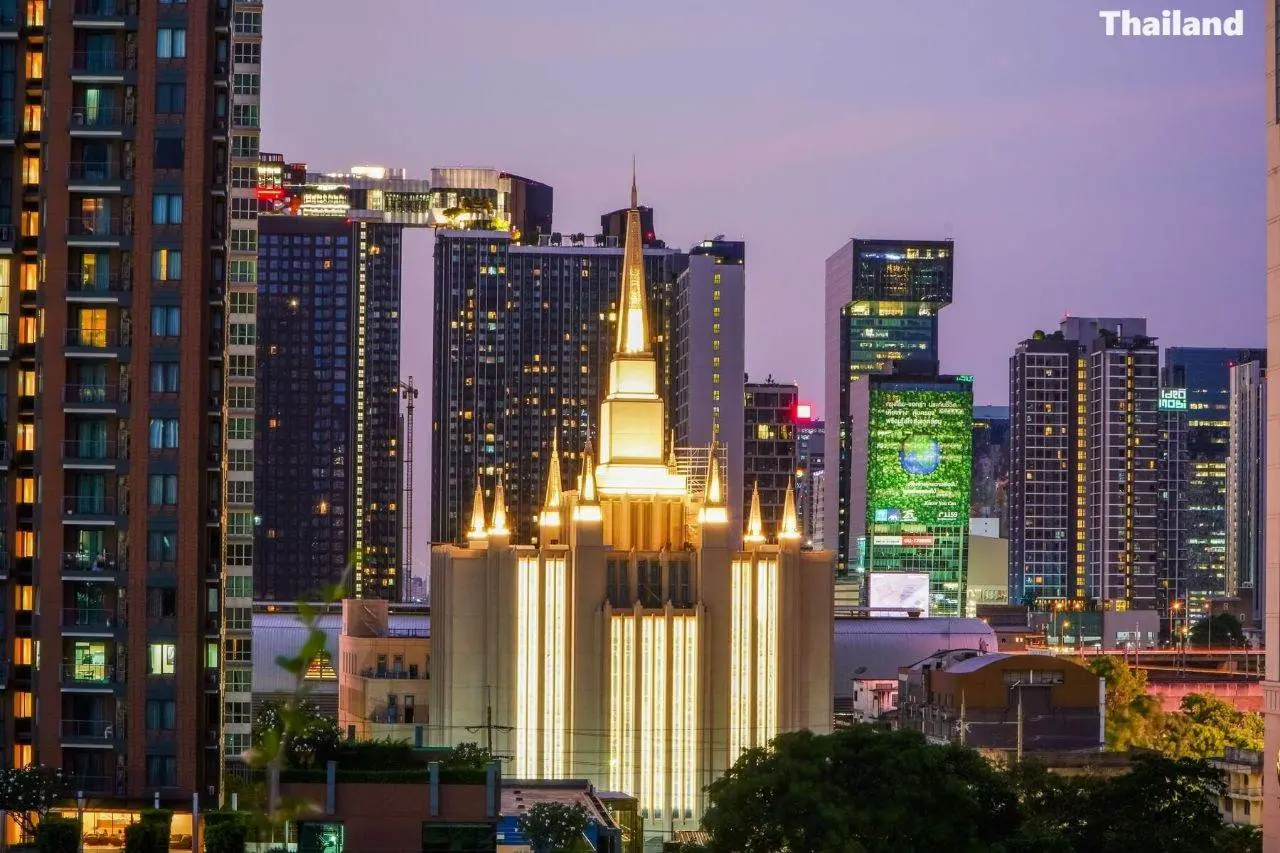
<box><xmin>867</xmin><ymin>386</ymin><xmax>972</xmax><ymax>529</ymax></box>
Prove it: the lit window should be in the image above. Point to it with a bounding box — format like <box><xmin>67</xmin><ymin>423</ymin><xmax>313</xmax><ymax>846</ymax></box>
<box><xmin>148</xmin><ymin>643</ymin><xmax>177</xmax><ymax>675</ymax></box>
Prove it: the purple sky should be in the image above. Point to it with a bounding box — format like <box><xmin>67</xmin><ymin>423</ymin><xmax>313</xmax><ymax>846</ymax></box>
<box><xmin>262</xmin><ymin>0</ymin><xmax>1258</xmax><ymax>567</ymax></box>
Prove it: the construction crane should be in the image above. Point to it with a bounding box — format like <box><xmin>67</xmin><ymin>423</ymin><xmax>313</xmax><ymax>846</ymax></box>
<box><xmin>399</xmin><ymin>377</ymin><xmax>419</xmax><ymax>601</ymax></box>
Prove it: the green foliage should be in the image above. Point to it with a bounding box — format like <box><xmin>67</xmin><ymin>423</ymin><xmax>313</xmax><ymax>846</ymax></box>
<box><xmin>253</xmin><ymin>698</ymin><xmax>341</xmax><ymax>769</ymax></box>
<box><xmin>1088</xmin><ymin>656</ymin><xmax>1263</xmax><ymax>758</ymax></box>
<box><xmin>1188</xmin><ymin>613</ymin><xmax>1246</xmax><ymax>648</ymax></box>
<box><xmin>204</xmin><ymin>811</ymin><xmax>250</xmax><ymax>853</ymax></box>
<box><xmin>438</xmin><ymin>742</ymin><xmax>494</xmax><ymax>782</ymax></box>
<box><xmin>518</xmin><ymin>802</ymin><xmax>592</xmax><ymax>853</ymax></box>
<box><xmin>702</xmin><ymin>727</ymin><xmax>1021</xmax><ymax>853</ymax></box>
<box><xmin>33</xmin><ymin>816</ymin><xmax>79</xmax><ymax>853</ymax></box>
<box><xmin>123</xmin><ymin>815</ymin><xmax>169</xmax><ymax>853</ymax></box>
<box><xmin>0</xmin><ymin>765</ymin><xmax>66</xmax><ymax>837</ymax></box>
<box><xmin>1215</xmin><ymin>824</ymin><xmax>1263</xmax><ymax>853</ymax></box>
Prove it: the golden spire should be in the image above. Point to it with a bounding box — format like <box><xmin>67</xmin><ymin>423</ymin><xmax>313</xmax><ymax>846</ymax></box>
<box><xmin>667</xmin><ymin>429</ymin><xmax>678</xmax><ymax>471</ymax></box>
<box><xmin>544</xmin><ymin>429</ymin><xmax>563</xmax><ymax>509</ymax></box>
<box><xmin>631</xmin><ymin>156</ymin><xmax>638</xmax><ymax>208</ymax></box>
<box><xmin>706</xmin><ymin>442</ymin><xmax>723</xmax><ymax>505</ymax></box>
<box><xmin>614</xmin><ymin>169</ymin><xmax>650</xmax><ymax>355</ymax></box>
<box><xmin>467</xmin><ymin>476</ymin><xmax>488</xmax><ymax>540</ymax></box>
<box><xmin>779</xmin><ymin>478</ymin><xmax>801</xmax><ymax>541</ymax></box>
<box><xmin>744</xmin><ymin>481</ymin><xmax>765</xmax><ymax>543</ymax></box>
<box><xmin>489</xmin><ymin>475</ymin><xmax>509</xmax><ymax>535</ymax></box>
<box><xmin>580</xmin><ymin>440</ymin><xmax>598</xmax><ymax>504</ymax></box>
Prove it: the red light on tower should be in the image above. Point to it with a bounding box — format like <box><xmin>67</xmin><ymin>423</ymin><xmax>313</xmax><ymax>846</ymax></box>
<box><xmin>796</xmin><ymin>403</ymin><xmax>813</xmax><ymax>422</ymax></box>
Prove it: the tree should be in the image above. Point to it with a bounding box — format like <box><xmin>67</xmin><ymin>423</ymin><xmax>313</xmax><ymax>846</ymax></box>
<box><xmin>442</xmin><ymin>742</ymin><xmax>493</xmax><ymax>774</ymax></box>
<box><xmin>1215</xmin><ymin>825</ymin><xmax>1262</xmax><ymax>853</ymax></box>
<box><xmin>1189</xmin><ymin>613</ymin><xmax>1246</xmax><ymax>648</ymax></box>
<box><xmin>518</xmin><ymin>802</ymin><xmax>591</xmax><ymax>853</ymax></box>
<box><xmin>204</xmin><ymin>811</ymin><xmax>250</xmax><ymax>853</ymax></box>
<box><xmin>33</xmin><ymin>815</ymin><xmax>80</xmax><ymax>853</ymax></box>
<box><xmin>253</xmin><ymin>698</ymin><xmax>340</xmax><ymax>769</ymax></box>
<box><xmin>1087</xmin><ymin>656</ymin><xmax>1164</xmax><ymax>751</ymax></box>
<box><xmin>1160</xmin><ymin>693</ymin><xmax>1264</xmax><ymax>759</ymax></box>
<box><xmin>701</xmin><ymin>727</ymin><xmax>1022</xmax><ymax>853</ymax></box>
<box><xmin>0</xmin><ymin>764</ymin><xmax>65</xmax><ymax>838</ymax></box>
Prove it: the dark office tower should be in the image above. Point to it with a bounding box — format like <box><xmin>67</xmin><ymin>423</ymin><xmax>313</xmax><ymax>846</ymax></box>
<box><xmin>1158</xmin><ymin>393</ymin><xmax>1189</xmax><ymax>637</ymax></box>
<box><xmin>823</xmin><ymin>239</ymin><xmax>954</xmax><ymax>586</ymax></box>
<box><xmin>428</xmin><ymin>168</ymin><xmax>553</xmax><ymax>238</ymax></box>
<box><xmin>1162</xmin><ymin>347</ymin><xmax>1268</xmax><ymax>602</ymax></box>
<box><xmin>795</xmin><ymin>417</ymin><xmax>824</xmax><ymax>547</ymax></box>
<box><xmin>971</xmin><ymin>406</ymin><xmax>1010</xmax><ymax>529</ymax></box>
<box><xmin>602</xmin><ymin>205</ymin><xmax>656</xmax><ymax>247</ymax></box>
<box><xmin>1008</xmin><ymin>332</ymin><xmax>1085</xmax><ymax>605</ymax></box>
<box><xmin>0</xmin><ymin>0</ymin><xmax>235</xmax><ymax>815</ymax></box>
<box><xmin>743</xmin><ymin>378</ymin><xmax>799</xmax><ymax>535</ymax></box>
<box><xmin>432</xmin><ymin>223</ymin><xmax>684</xmax><ymax>546</ymax></box>
<box><xmin>255</xmin><ymin>217</ymin><xmax>403</xmax><ymax>602</ymax></box>
<box><xmin>1226</xmin><ymin>356</ymin><xmax>1266</xmax><ymax>623</ymax></box>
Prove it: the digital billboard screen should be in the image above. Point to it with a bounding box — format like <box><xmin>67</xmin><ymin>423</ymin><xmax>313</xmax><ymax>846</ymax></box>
<box><xmin>867</xmin><ymin>386</ymin><xmax>972</xmax><ymax>529</ymax></box>
<box><xmin>868</xmin><ymin>572</ymin><xmax>931</xmax><ymax>617</ymax></box>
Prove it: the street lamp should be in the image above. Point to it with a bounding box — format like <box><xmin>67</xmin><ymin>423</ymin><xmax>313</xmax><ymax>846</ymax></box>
<box><xmin>76</xmin><ymin>791</ymin><xmax>85</xmax><ymax>853</ymax></box>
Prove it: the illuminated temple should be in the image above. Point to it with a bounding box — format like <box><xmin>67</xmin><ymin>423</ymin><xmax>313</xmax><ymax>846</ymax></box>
<box><xmin>428</xmin><ymin>178</ymin><xmax>834</xmax><ymax>827</ymax></box>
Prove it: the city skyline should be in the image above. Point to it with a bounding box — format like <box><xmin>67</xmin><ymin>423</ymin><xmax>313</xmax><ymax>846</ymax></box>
<box><xmin>260</xmin><ymin>0</ymin><xmax>1259</xmax><ymax>415</ymax></box>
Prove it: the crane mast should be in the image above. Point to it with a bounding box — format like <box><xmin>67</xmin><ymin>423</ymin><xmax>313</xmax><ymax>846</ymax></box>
<box><xmin>399</xmin><ymin>377</ymin><xmax>419</xmax><ymax>600</ymax></box>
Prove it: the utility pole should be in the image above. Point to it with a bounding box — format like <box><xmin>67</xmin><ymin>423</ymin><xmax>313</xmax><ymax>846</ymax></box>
<box><xmin>958</xmin><ymin>690</ymin><xmax>966</xmax><ymax>747</ymax></box>
<box><xmin>464</xmin><ymin>684</ymin><xmax>513</xmax><ymax>760</ymax></box>
<box><xmin>398</xmin><ymin>377</ymin><xmax>419</xmax><ymax>601</ymax></box>
<box><xmin>1015</xmin><ymin>684</ymin><xmax>1024</xmax><ymax>762</ymax></box>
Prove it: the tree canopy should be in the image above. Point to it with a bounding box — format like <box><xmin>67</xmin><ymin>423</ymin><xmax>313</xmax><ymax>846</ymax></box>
<box><xmin>1188</xmin><ymin>613</ymin><xmax>1247</xmax><ymax>648</ymax></box>
<box><xmin>518</xmin><ymin>802</ymin><xmax>592</xmax><ymax>853</ymax></box>
<box><xmin>699</xmin><ymin>726</ymin><xmax>1234</xmax><ymax>853</ymax></box>
<box><xmin>0</xmin><ymin>764</ymin><xmax>65</xmax><ymax>837</ymax></box>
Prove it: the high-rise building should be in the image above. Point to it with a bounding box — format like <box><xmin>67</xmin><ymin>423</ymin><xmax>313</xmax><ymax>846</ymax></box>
<box><xmin>0</xmin><ymin>0</ymin><xmax>237</xmax><ymax>819</ymax></box>
<box><xmin>253</xmin><ymin>216</ymin><xmax>404</xmax><ymax>601</ymax></box>
<box><xmin>220</xmin><ymin>0</ymin><xmax>265</xmax><ymax>787</ymax></box>
<box><xmin>1008</xmin><ymin>331</ymin><xmax>1085</xmax><ymax>605</ymax></box>
<box><xmin>824</xmin><ymin>239</ymin><xmax>954</xmax><ymax>589</ymax></box>
<box><xmin>1158</xmin><ymin>388</ymin><xmax>1189</xmax><ymax>637</ymax></box>
<box><xmin>743</xmin><ymin>378</ymin><xmax>799</xmax><ymax>536</ymax></box>
<box><xmin>429</xmin><ymin>181</ymin><xmax>833</xmax><ymax>828</ymax></box>
<box><xmin>851</xmin><ymin>372</ymin><xmax>974</xmax><ymax>617</ymax></box>
<box><xmin>601</xmin><ymin>205</ymin><xmax>655</xmax><ymax>247</ymax></box>
<box><xmin>1226</xmin><ymin>356</ymin><xmax>1266</xmax><ymax>623</ymax></box>
<box><xmin>672</xmin><ymin>237</ymin><xmax>745</xmax><ymax>536</ymax></box>
<box><xmin>1163</xmin><ymin>348</ymin><xmax>1268</xmax><ymax>599</ymax></box>
<box><xmin>1264</xmin><ymin>2</ymin><xmax>1280</xmax><ymax>836</ymax></box>
<box><xmin>431</xmin><ymin>225</ymin><xmax>685</xmax><ymax>547</ymax></box>
<box><xmin>796</xmin><ymin>417</ymin><xmax>824</xmax><ymax>547</ymax></box>
<box><xmin>971</xmin><ymin>405</ymin><xmax>1009</xmax><ymax>528</ymax></box>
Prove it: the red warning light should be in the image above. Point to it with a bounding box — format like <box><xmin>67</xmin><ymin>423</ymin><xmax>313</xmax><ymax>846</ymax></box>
<box><xmin>796</xmin><ymin>403</ymin><xmax>813</xmax><ymax>422</ymax></box>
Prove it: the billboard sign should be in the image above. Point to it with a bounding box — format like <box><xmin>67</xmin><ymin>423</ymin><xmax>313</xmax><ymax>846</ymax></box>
<box><xmin>1159</xmin><ymin>388</ymin><xmax>1188</xmax><ymax>411</ymax></box>
<box><xmin>867</xmin><ymin>387</ymin><xmax>973</xmax><ymax>529</ymax></box>
<box><xmin>868</xmin><ymin>572</ymin><xmax>931</xmax><ymax>617</ymax></box>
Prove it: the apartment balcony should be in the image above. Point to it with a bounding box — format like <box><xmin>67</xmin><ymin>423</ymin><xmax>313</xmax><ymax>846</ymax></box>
<box><xmin>68</xmin><ymin>160</ymin><xmax>127</xmax><ymax>191</ymax></box>
<box><xmin>70</xmin><ymin>50</ymin><xmax>129</xmax><ymax>81</ymax></box>
<box><xmin>60</xmin><ymin>718</ymin><xmax>124</xmax><ymax>748</ymax></box>
<box><xmin>66</xmin><ymin>216</ymin><xmax>130</xmax><ymax>247</ymax></box>
<box><xmin>72</xmin><ymin>0</ymin><xmax>138</xmax><ymax>26</ymax></box>
<box><xmin>0</xmin><ymin>223</ymin><xmax>14</xmax><ymax>253</ymax></box>
<box><xmin>62</xmin><ymin>439</ymin><xmax>124</xmax><ymax>470</ymax></box>
<box><xmin>64</xmin><ymin>328</ymin><xmax>126</xmax><ymax>358</ymax></box>
<box><xmin>61</xmin><ymin>551</ymin><xmax>123</xmax><ymax>580</ymax></box>
<box><xmin>69</xmin><ymin>106</ymin><xmax>129</xmax><ymax>136</ymax></box>
<box><xmin>66</xmin><ymin>272</ymin><xmax>129</xmax><ymax>303</ymax></box>
<box><xmin>63</xmin><ymin>384</ymin><xmax>126</xmax><ymax>413</ymax></box>
<box><xmin>62</xmin><ymin>496</ymin><xmax>121</xmax><ymax>525</ymax></box>
<box><xmin>61</xmin><ymin>607</ymin><xmax>120</xmax><ymax>637</ymax></box>
<box><xmin>61</xmin><ymin>662</ymin><xmax>122</xmax><ymax>692</ymax></box>
<box><xmin>63</xmin><ymin>774</ymin><xmax>117</xmax><ymax>797</ymax></box>
<box><xmin>359</xmin><ymin>666</ymin><xmax>429</xmax><ymax>681</ymax></box>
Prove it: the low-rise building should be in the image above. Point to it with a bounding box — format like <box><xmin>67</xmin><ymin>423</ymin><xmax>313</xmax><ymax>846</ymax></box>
<box><xmin>898</xmin><ymin>650</ymin><xmax>1103</xmax><ymax>753</ymax></box>
<box><xmin>1209</xmin><ymin>748</ymin><xmax>1263</xmax><ymax>827</ymax></box>
<box><xmin>338</xmin><ymin>599</ymin><xmax>431</xmax><ymax>742</ymax></box>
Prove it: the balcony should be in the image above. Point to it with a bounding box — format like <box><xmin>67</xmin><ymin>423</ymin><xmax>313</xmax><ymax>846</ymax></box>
<box><xmin>61</xmin><ymin>662</ymin><xmax>121</xmax><ymax>692</ymax></box>
<box><xmin>61</xmin><ymin>551</ymin><xmax>123</xmax><ymax>580</ymax></box>
<box><xmin>64</xmin><ymin>328</ymin><xmax>126</xmax><ymax>357</ymax></box>
<box><xmin>60</xmin><ymin>719</ymin><xmax>124</xmax><ymax>747</ymax></box>
<box><xmin>359</xmin><ymin>666</ymin><xmax>428</xmax><ymax>681</ymax></box>
<box><xmin>0</xmin><ymin>224</ymin><xmax>14</xmax><ymax>252</ymax></box>
<box><xmin>68</xmin><ymin>160</ymin><xmax>126</xmax><ymax>189</ymax></box>
<box><xmin>62</xmin><ymin>439</ymin><xmax>123</xmax><ymax>469</ymax></box>
<box><xmin>70</xmin><ymin>50</ymin><xmax>128</xmax><ymax>80</ymax></box>
<box><xmin>62</xmin><ymin>774</ymin><xmax>117</xmax><ymax>797</ymax></box>
<box><xmin>66</xmin><ymin>272</ymin><xmax>129</xmax><ymax>301</ymax></box>
<box><xmin>70</xmin><ymin>106</ymin><xmax>128</xmax><ymax>135</ymax></box>
<box><xmin>72</xmin><ymin>0</ymin><xmax>137</xmax><ymax>25</ymax></box>
<box><xmin>66</xmin><ymin>216</ymin><xmax>129</xmax><ymax>246</ymax></box>
<box><xmin>62</xmin><ymin>607</ymin><xmax>119</xmax><ymax>635</ymax></box>
<box><xmin>62</xmin><ymin>496</ymin><xmax>120</xmax><ymax>524</ymax></box>
<box><xmin>63</xmin><ymin>384</ymin><xmax>125</xmax><ymax>412</ymax></box>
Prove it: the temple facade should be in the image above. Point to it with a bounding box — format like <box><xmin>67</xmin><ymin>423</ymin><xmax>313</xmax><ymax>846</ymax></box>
<box><xmin>428</xmin><ymin>179</ymin><xmax>834</xmax><ymax>828</ymax></box>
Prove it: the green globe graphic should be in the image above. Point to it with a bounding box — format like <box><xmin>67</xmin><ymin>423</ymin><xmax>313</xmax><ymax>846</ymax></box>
<box><xmin>899</xmin><ymin>434</ymin><xmax>942</xmax><ymax>475</ymax></box>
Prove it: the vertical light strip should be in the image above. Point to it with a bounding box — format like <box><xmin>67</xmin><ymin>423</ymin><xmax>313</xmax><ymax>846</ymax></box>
<box><xmin>683</xmin><ymin>615</ymin><xmax>698</xmax><ymax>818</ymax></box>
<box><xmin>756</xmin><ymin>559</ymin><xmax>778</xmax><ymax>744</ymax></box>
<box><xmin>640</xmin><ymin>616</ymin><xmax>654</xmax><ymax>811</ymax></box>
<box><xmin>609</xmin><ymin>616</ymin><xmax>623</xmax><ymax>791</ymax></box>
<box><xmin>651</xmin><ymin>614</ymin><xmax>667</xmax><ymax>818</ymax></box>
<box><xmin>671</xmin><ymin>616</ymin><xmax>685</xmax><ymax>815</ymax></box>
<box><xmin>729</xmin><ymin>559</ymin><xmax>752</xmax><ymax>763</ymax></box>
<box><xmin>542</xmin><ymin>557</ymin><xmax>567</xmax><ymax>777</ymax></box>
<box><xmin>516</xmin><ymin>556</ymin><xmax>541</xmax><ymax>777</ymax></box>
<box><xmin>619</xmin><ymin>614</ymin><xmax>635</xmax><ymax>793</ymax></box>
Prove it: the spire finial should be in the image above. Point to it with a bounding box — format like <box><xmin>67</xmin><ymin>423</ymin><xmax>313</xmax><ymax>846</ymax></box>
<box><xmin>614</xmin><ymin>174</ymin><xmax>650</xmax><ymax>355</ymax></box>
<box><xmin>580</xmin><ymin>439</ymin><xmax>598</xmax><ymax>503</ymax></box>
<box><xmin>544</xmin><ymin>428</ymin><xmax>563</xmax><ymax>510</ymax></box>
<box><xmin>467</xmin><ymin>475</ymin><xmax>488</xmax><ymax>540</ymax></box>
<box><xmin>489</xmin><ymin>475</ymin><xmax>509</xmax><ymax>535</ymax></box>
<box><xmin>780</xmin><ymin>477</ymin><xmax>801</xmax><ymax>540</ymax></box>
<box><xmin>631</xmin><ymin>156</ymin><xmax>637</xmax><ymax>209</ymax></box>
<box><xmin>706</xmin><ymin>441</ymin><xmax>723</xmax><ymax>505</ymax></box>
<box><xmin>745</xmin><ymin>481</ymin><xmax>765</xmax><ymax>543</ymax></box>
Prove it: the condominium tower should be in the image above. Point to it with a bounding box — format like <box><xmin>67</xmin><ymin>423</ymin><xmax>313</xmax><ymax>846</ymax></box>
<box><xmin>743</xmin><ymin>377</ymin><xmax>798</xmax><ymax>536</ymax></box>
<box><xmin>1226</xmin><ymin>356</ymin><xmax>1266</xmax><ymax>623</ymax></box>
<box><xmin>0</xmin><ymin>0</ymin><xmax>241</xmax><ymax>826</ymax></box>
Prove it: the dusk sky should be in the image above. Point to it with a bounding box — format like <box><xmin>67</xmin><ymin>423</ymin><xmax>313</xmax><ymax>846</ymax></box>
<box><xmin>261</xmin><ymin>0</ymin><xmax>1257</xmax><ymax>567</ymax></box>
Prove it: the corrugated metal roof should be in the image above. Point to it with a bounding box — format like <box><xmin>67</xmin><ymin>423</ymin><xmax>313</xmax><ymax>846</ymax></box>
<box><xmin>834</xmin><ymin>616</ymin><xmax>997</xmax><ymax>690</ymax></box>
<box><xmin>939</xmin><ymin>652</ymin><xmax>1013</xmax><ymax>674</ymax></box>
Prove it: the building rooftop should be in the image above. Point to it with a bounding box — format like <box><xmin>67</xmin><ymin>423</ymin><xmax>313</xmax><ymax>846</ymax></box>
<box><xmin>500</xmin><ymin>780</ymin><xmax>616</xmax><ymax>827</ymax></box>
<box><xmin>834</xmin><ymin>616</ymin><xmax>997</xmax><ymax>687</ymax></box>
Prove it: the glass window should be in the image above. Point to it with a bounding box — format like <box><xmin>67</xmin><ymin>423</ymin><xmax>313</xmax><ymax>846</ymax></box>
<box><xmin>148</xmin><ymin>418</ymin><xmax>179</xmax><ymax>449</ymax></box>
<box><xmin>156</xmin><ymin>28</ymin><xmax>186</xmax><ymax>59</ymax></box>
<box><xmin>148</xmin><ymin>643</ymin><xmax>177</xmax><ymax>675</ymax></box>
<box><xmin>151</xmin><ymin>194</ymin><xmax>182</xmax><ymax>225</ymax></box>
<box><xmin>153</xmin><ymin>249</ymin><xmax>182</xmax><ymax>281</ymax></box>
<box><xmin>151</xmin><ymin>306</ymin><xmax>180</xmax><ymax>337</ymax></box>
